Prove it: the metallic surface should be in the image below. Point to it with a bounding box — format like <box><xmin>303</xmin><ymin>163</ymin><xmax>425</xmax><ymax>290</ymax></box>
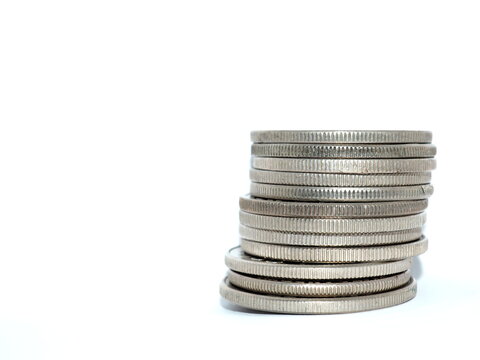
<box><xmin>239</xmin><ymin>224</ymin><xmax>423</xmax><ymax>246</ymax></box>
<box><xmin>239</xmin><ymin>196</ymin><xmax>428</xmax><ymax>218</ymax></box>
<box><xmin>225</xmin><ymin>247</ymin><xmax>413</xmax><ymax>280</ymax></box>
<box><xmin>240</xmin><ymin>237</ymin><xmax>428</xmax><ymax>262</ymax></box>
<box><xmin>252</xmin><ymin>143</ymin><xmax>436</xmax><ymax>158</ymax></box>
<box><xmin>220</xmin><ymin>277</ymin><xmax>417</xmax><ymax>314</ymax></box>
<box><xmin>250</xmin><ymin>183</ymin><xmax>434</xmax><ymax>202</ymax></box>
<box><xmin>250</xmin><ymin>169</ymin><xmax>432</xmax><ymax>186</ymax></box>
<box><xmin>251</xmin><ymin>130</ymin><xmax>432</xmax><ymax>144</ymax></box>
<box><xmin>227</xmin><ymin>270</ymin><xmax>411</xmax><ymax>297</ymax></box>
<box><xmin>239</xmin><ymin>211</ymin><xmax>426</xmax><ymax>233</ymax></box>
<box><xmin>252</xmin><ymin>157</ymin><xmax>436</xmax><ymax>174</ymax></box>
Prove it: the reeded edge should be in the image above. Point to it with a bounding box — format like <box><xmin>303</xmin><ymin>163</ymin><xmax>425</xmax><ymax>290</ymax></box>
<box><xmin>251</xmin><ymin>130</ymin><xmax>432</xmax><ymax>144</ymax></box>
<box><xmin>239</xmin><ymin>211</ymin><xmax>427</xmax><ymax>234</ymax></box>
<box><xmin>249</xmin><ymin>169</ymin><xmax>433</xmax><ymax>186</ymax></box>
<box><xmin>227</xmin><ymin>270</ymin><xmax>412</xmax><ymax>297</ymax></box>
<box><xmin>239</xmin><ymin>195</ymin><xmax>429</xmax><ymax>218</ymax></box>
<box><xmin>249</xmin><ymin>183</ymin><xmax>434</xmax><ymax>202</ymax></box>
<box><xmin>225</xmin><ymin>247</ymin><xmax>414</xmax><ymax>280</ymax></box>
<box><xmin>240</xmin><ymin>237</ymin><xmax>428</xmax><ymax>263</ymax></box>
<box><xmin>220</xmin><ymin>277</ymin><xmax>417</xmax><ymax>314</ymax></box>
<box><xmin>251</xmin><ymin>143</ymin><xmax>437</xmax><ymax>159</ymax></box>
<box><xmin>252</xmin><ymin>157</ymin><xmax>437</xmax><ymax>174</ymax></box>
<box><xmin>239</xmin><ymin>225</ymin><xmax>424</xmax><ymax>246</ymax></box>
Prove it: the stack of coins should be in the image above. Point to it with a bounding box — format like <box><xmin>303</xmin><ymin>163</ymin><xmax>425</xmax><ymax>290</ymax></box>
<box><xmin>220</xmin><ymin>130</ymin><xmax>436</xmax><ymax>314</ymax></box>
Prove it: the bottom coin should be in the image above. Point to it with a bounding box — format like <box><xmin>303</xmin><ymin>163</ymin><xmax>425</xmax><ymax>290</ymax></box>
<box><xmin>227</xmin><ymin>270</ymin><xmax>411</xmax><ymax>297</ymax></box>
<box><xmin>220</xmin><ymin>277</ymin><xmax>417</xmax><ymax>314</ymax></box>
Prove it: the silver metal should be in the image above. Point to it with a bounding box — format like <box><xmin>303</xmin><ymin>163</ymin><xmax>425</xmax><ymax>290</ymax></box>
<box><xmin>240</xmin><ymin>237</ymin><xmax>428</xmax><ymax>263</ymax></box>
<box><xmin>252</xmin><ymin>157</ymin><xmax>436</xmax><ymax>174</ymax></box>
<box><xmin>239</xmin><ymin>196</ymin><xmax>428</xmax><ymax>218</ymax></box>
<box><xmin>239</xmin><ymin>211</ymin><xmax>426</xmax><ymax>233</ymax></box>
<box><xmin>251</xmin><ymin>130</ymin><xmax>432</xmax><ymax>144</ymax></box>
<box><xmin>252</xmin><ymin>143</ymin><xmax>436</xmax><ymax>158</ymax></box>
<box><xmin>250</xmin><ymin>169</ymin><xmax>432</xmax><ymax>186</ymax></box>
<box><xmin>220</xmin><ymin>277</ymin><xmax>417</xmax><ymax>314</ymax></box>
<box><xmin>225</xmin><ymin>247</ymin><xmax>414</xmax><ymax>280</ymax></box>
<box><xmin>227</xmin><ymin>270</ymin><xmax>411</xmax><ymax>297</ymax></box>
<box><xmin>239</xmin><ymin>224</ymin><xmax>423</xmax><ymax>246</ymax></box>
<box><xmin>250</xmin><ymin>183</ymin><xmax>434</xmax><ymax>202</ymax></box>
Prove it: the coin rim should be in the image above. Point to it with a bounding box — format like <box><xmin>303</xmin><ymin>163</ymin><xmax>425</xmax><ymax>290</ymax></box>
<box><xmin>240</xmin><ymin>237</ymin><xmax>428</xmax><ymax>263</ymax></box>
<box><xmin>225</xmin><ymin>247</ymin><xmax>414</xmax><ymax>279</ymax></box>
<box><xmin>227</xmin><ymin>269</ymin><xmax>412</xmax><ymax>297</ymax></box>
<box><xmin>220</xmin><ymin>277</ymin><xmax>417</xmax><ymax>314</ymax></box>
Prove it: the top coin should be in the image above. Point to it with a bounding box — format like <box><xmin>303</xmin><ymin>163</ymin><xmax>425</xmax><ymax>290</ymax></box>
<box><xmin>251</xmin><ymin>130</ymin><xmax>432</xmax><ymax>144</ymax></box>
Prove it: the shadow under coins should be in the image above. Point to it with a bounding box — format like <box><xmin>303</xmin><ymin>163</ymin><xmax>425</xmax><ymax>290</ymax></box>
<box><xmin>411</xmin><ymin>256</ymin><xmax>423</xmax><ymax>280</ymax></box>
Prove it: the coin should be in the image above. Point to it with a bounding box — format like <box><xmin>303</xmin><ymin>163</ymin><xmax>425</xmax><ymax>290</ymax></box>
<box><xmin>252</xmin><ymin>143</ymin><xmax>436</xmax><ymax>158</ymax></box>
<box><xmin>239</xmin><ymin>211</ymin><xmax>426</xmax><ymax>233</ymax></box>
<box><xmin>239</xmin><ymin>196</ymin><xmax>428</xmax><ymax>218</ymax></box>
<box><xmin>250</xmin><ymin>183</ymin><xmax>434</xmax><ymax>202</ymax></box>
<box><xmin>225</xmin><ymin>247</ymin><xmax>413</xmax><ymax>280</ymax></box>
<box><xmin>220</xmin><ymin>277</ymin><xmax>417</xmax><ymax>314</ymax></box>
<box><xmin>227</xmin><ymin>270</ymin><xmax>411</xmax><ymax>297</ymax></box>
<box><xmin>252</xmin><ymin>157</ymin><xmax>436</xmax><ymax>174</ymax></box>
<box><xmin>251</xmin><ymin>130</ymin><xmax>432</xmax><ymax>144</ymax></box>
<box><xmin>250</xmin><ymin>169</ymin><xmax>432</xmax><ymax>186</ymax></box>
<box><xmin>239</xmin><ymin>225</ymin><xmax>423</xmax><ymax>246</ymax></box>
<box><xmin>240</xmin><ymin>237</ymin><xmax>428</xmax><ymax>263</ymax></box>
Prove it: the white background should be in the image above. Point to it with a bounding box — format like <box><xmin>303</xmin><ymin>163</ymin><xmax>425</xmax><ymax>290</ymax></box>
<box><xmin>0</xmin><ymin>1</ymin><xmax>479</xmax><ymax>359</ymax></box>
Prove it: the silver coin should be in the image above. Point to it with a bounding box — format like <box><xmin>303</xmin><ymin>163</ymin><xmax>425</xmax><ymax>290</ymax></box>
<box><xmin>240</xmin><ymin>196</ymin><xmax>429</xmax><ymax>218</ymax></box>
<box><xmin>251</xmin><ymin>130</ymin><xmax>432</xmax><ymax>144</ymax></box>
<box><xmin>250</xmin><ymin>169</ymin><xmax>432</xmax><ymax>186</ymax></box>
<box><xmin>240</xmin><ymin>237</ymin><xmax>428</xmax><ymax>263</ymax></box>
<box><xmin>252</xmin><ymin>143</ymin><xmax>436</xmax><ymax>158</ymax></box>
<box><xmin>220</xmin><ymin>277</ymin><xmax>417</xmax><ymax>314</ymax></box>
<box><xmin>227</xmin><ymin>270</ymin><xmax>411</xmax><ymax>297</ymax></box>
<box><xmin>225</xmin><ymin>247</ymin><xmax>413</xmax><ymax>280</ymax></box>
<box><xmin>252</xmin><ymin>157</ymin><xmax>436</xmax><ymax>174</ymax></box>
<box><xmin>239</xmin><ymin>225</ymin><xmax>423</xmax><ymax>246</ymax></box>
<box><xmin>239</xmin><ymin>211</ymin><xmax>426</xmax><ymax>233</ymax></box>
<box><xmin>250</xmin><ymin>183</ymin><xmax>434</xmax><ymax>202</ymax></box>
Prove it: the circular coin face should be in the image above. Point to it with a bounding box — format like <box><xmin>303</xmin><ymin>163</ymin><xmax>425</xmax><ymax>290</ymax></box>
<box><xmin>239</xmin><ymin>196</ymin><xmax>429</xmax><ymax>218</ymax></box>
<box><xmin>240</xmin><ymin>237</ymin><xmax>428</xmax><ymax>263</ymax></box>
<box><xmin>220</xmin><ymin>277</ymin><xmax>417</xmax><ymax>314</ymax></box>
<box><xmin>227</xmin><ymin>270</ymin><xmax>411</xmax><ymax>297</ymax></box>
<box><xmin>251</xmin><ymin>130</ymin><xmax>432</xmax><ymax>144</ymax></box>
<box><xmin>251</xmin><ymin>143</ymin><xmax>437</xmax><ymax>158</ymax></box>
<box><xmin>225</xmin><ymin>247</ymin><xmax>413</xmax><ymax>280</ymax></box>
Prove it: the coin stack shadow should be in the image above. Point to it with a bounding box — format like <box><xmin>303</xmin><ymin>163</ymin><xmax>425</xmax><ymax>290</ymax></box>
<box><xmin>220</xmin><ymin>131</ymin><xmax>436</xmax><ymax>314</ymax></box>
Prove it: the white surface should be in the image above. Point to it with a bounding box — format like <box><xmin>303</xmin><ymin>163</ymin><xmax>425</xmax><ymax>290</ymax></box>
<box><xmin>1</xmin><ymin>1</ymin><xmax>479</xmax><ymax>359</ymax></box>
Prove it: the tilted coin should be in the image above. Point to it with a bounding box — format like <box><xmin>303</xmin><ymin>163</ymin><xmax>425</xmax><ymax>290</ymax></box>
<box><xmin>220</xmin><ymin>277</ymin><xmax>417</xmax><ymax>314</ymax></box>
<box><xmin>240</xmin><ymin>237</ymin><xmax>428</xmax><ymax>263</ymax></box>
<box><xmin>250</xmin><ymin>169</ymin><xmax>432</xmax><ymax>186</ymax></box>
<box><xmin>227</xmin><ymin>270</ymin><xmax>411</xmax><ymax>297</ymax></box>
<box><xmin>239</xmin><ymin>225</ymin><xmax>423</xmax><ymax>246</ymax></box>
<box><xmin>252</xmin><ymin>143</ymin><xmax>437</xmax><ymax>158</ymax></box>
<box><xmin>225</xmin><ymin>247</ymin><xmax>413</xmax><ymax>280</ymax></box>
<box><xmin>252</xmin><ymin>157</ymin><xmax>436</xmax><ymax>174</ymax></box>
<box><xmin>240</xmin><ymin>196</ymin><xmax>429</xmax><ymax>218</ymax></box>
<box><xmin>251</xmin><ymin>130</ymin><xmax>432</xmax><ymax>144</ymax></box>
<box><xmin>250</xmin><ymin>183</ymin><xmax>434</xmax><ymax>202</ymax></box>
<box><xmin>239</xmin><ymin>211</ymin><xmax>426</xmax><ymax>233</ymax></box>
